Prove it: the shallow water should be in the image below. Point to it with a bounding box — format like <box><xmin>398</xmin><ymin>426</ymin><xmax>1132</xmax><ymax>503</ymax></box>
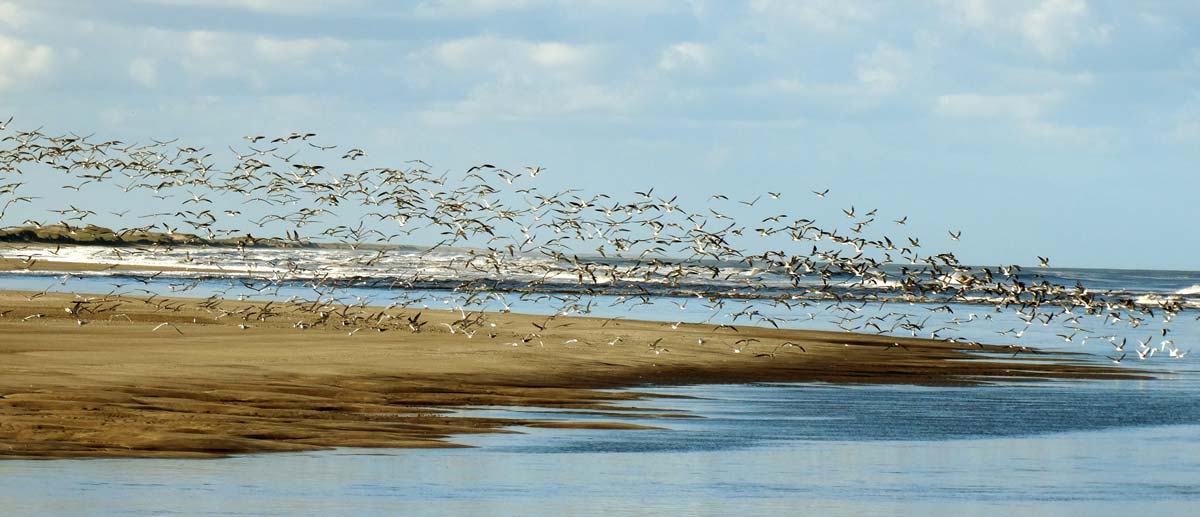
<box><xmin>2</xmin><ymin>381</ymin><xmax>1199</xmax><ymax>516</ymax></box>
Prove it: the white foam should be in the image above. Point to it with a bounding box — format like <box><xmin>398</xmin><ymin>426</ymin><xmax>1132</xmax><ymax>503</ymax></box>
<box><xmin>1132</xmin><ymin>294</ymin><xmax>1197</xmax><ymax>309</ymax></box>
<box><xmin>1175</xmin><ymin>284</ymin><xmax>1200</xmax><ymax>296</ymax></box>
<box><xmin>836</xmin><ymin>278</ymin><xmax>902</xmax><ymax>290</ymax></box>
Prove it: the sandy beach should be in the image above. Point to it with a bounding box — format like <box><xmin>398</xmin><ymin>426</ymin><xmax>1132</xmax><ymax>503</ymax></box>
<box><xmin>0</xmin><ymin>286</ymin><xmax>1141</xmax><ymax>459</ymax></box>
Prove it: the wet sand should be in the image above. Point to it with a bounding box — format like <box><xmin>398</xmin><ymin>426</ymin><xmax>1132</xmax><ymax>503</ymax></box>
<box><xmin>0</xmin><ymin>288</ymin><xmax>1143</xmax><ymax>459</ymax></box>
<box><xmin>0</xmin><ymin>256</ymin><xmax>231</xmax><ymax>274</ymax></box>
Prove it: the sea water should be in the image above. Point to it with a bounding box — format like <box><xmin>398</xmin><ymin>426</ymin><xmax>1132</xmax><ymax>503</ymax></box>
<box><xmin>1</xmin><ymin>381</ymin><xmax>1197</xmax><ymax>515</ymax></box>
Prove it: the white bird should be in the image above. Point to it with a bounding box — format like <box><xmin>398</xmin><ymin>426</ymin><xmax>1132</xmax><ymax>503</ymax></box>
<box><xmin>152</xmin><ymin>322</ymin><xmax>182</xmax><ymax>334</ymax></box>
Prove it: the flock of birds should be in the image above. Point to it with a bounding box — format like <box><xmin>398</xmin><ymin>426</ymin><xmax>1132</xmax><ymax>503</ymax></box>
<box><xmin>0</xmin><ymin>118</ymin><xmax>1193</xmax><ymax>363</ymax></box>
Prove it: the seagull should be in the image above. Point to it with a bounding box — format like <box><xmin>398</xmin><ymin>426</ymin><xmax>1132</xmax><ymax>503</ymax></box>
<box><xmin>775</xmin><ymin>341</ymin><xmax>806</xmax><ymax>353</ymax></box>
<box><xmin>152</xmin><ymin>322</ymin><xmax>183</xmax><ymax>334</ymax></box>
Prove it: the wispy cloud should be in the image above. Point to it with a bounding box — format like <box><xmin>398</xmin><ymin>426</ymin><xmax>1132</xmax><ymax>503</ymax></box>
<box><xmin>412</xmin><ymin>0</ymin><xmax>542</xmax><ymax>18</ymax></box>
<box><xmin>1021</xmin><ymin>0</ymin><xmax>1110</xmax><ymax>58</ymax></box>
<box><xmin>136</xmin><ymin>0</ymin><xmax>361</xmax><ymax>15</ymax></box>
<box><xmin>420</xmin><ymin>82</ymin><xmax>635</xmax><ymax>124</ymax></box>
<box><xmin>935</xmin><ymin>92</ymin><xmax>1060</xmax><ymax>119</ymax></box>
<box><xmin>1168</xmin><ymin>92</ymin><xmax>1200</xmax><ymax>144</ymax></box>
<box><xmin>129</xmin><ymin>57</ymin><xmax>157</xmax><ymax>88</ymax></box>
<box><xmin>937</xmin><ymin>0</ymin><xmax>1110</xmax><ymax>59</ymax></box>
<box><xmin>855</xmin><ymin>43</ymin><xmax>911</xmax><ymax>95</ymax></box>
<box><xmin>417</xmin><ymin>36</ymin><xmax>626</xmax><ymax>123</ymax></box>
<box><xmin>0</xmin><ymin>1</ymin><xmax>30</xmax><ymax>28</ymax></box>
<box><xmin>428</xmin><ymin>36</ymin><xmax>601</xmax><ymax>81</ymax></box>
<box><xmin>658</xmin><ymin>42</ymin><xmax>712</xmax><ymax>73</ymax></box>
<box><xmin>0</xmin><ymin>33</ymin><xmax>53</xmax><ymax>90</ymax></box>
<box><xmin>934</xmin><ymin>91</ymin><xmax>1107</xmax><ymax>145</ymax></box>
<box><xmin>253</xmin><ymin>36</ymin><xmax>349</xmax><ymax>64</ymax></box>
<box><xmin>747</xmin><ymin>0</ymin><xmax>874</xmax><ymax>32</ymax></box>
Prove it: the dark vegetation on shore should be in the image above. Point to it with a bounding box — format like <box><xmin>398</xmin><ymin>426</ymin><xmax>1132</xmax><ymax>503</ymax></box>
<box><xmin>0</xmin><ymin>224</ymin><xmax>313</xmax><ymax>248</ymax></box>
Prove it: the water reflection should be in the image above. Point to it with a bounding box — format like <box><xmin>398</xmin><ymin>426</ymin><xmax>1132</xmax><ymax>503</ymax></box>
<box><xmin>2</xmin><ymin>382</ymin><xmax>1198</xmax><ymax>516</ymax></box>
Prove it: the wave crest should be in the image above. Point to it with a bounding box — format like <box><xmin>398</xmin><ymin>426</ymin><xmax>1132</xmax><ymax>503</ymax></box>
<box><xmin>1175</xmin><ymin>284</ymin><xmax>1200</xmax><ymax>295</ymax></box>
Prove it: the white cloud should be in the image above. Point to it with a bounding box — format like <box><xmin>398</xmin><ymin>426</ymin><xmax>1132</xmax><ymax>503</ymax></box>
<box><xmin>137</xmin><ymin>0</ymin><xmax>358</xmax><ymax>15</ymax></box>
<box><xmin>173</xmin><ymin>30</ymin><xmax>348</xmax><ymax>91</ymax></box>
<box><xmin>185</xmin><ymin>30</ymin><xmax>230</xmax><ymax>60</ymax></box>
<box><xmin>1022</xmin><ymin>0</ymin><xmax>1109</xmax><ymax>58</ymax></box>
<box><xmin>942</xmin><ymin>0</ymin><xmax>996</xmax><ymax>25</ymax></box>
<box><xmin>409</xmin><ymin>34</ymin><xmax>627</xmax><ymax>124</ymax></box>
<box><xmin>1171</xmin><ymin>120</ymin><xmax>1200</xmax><ymax>143</ymax></box>
<box><xmin>129</xmin><ymin>58</ymin><xmax>157</xmax><ymax>87</ymax></box>
<box><xmin>0</xmin><ymin>1</ymin><xmax>30</xmax><ymax>28</ymax></box>
<box><xmin>179</xmin><ymin>30</ymin><xmax>249</xmax><ymax>81</ymax></box>
<box><xmin>413</xmin><ymin>0</ymin><xmax>541</xmax><ymax>18</ymax></box>
<box><xmin>421</xmin><ymin>82</ymin><xmax>633</xmax><ymax>124</ymax></box>
<box><xmin>935</xmin><ymin>92</ymin><xmax>1060</xmax><ymax>120</ymax></box>
<box><xmin>934</xmin><ymin>91</ymin><xmax>1106</xmax><ymax>144</ymax></box>
<box><xmin>736</xmin><ymin>43</ymin><xmax>912</xmax><ymax>110</ymax></box>
<box><xmin>185</xmin><ymin>30</ymin><xmax>349</xmax><ymax>66</ymax></box>
<box><xmin>253</xmin><ymin>36</ymin><xmax>349</xmax><ymax>63</ymax></box>
<box><xmin>938</xmin><ymin>0</ymin><xmax>1110</xmax><ymax>58</ymax></box>
<box><xmin>0</xmin><ymin>33</ymin><xmax>53</xmax><ymax>90</ymax></box>
<box><xmin>747</xmin><ymin>0</ymin><xmax>874</xmax><ymax>32</ymax></box>
<box><xmin>430</xmin><ymin>36</ymin><xmax>599</xmax><ymax>81</ymax></box>
<box><xmin>855</xmin><ymin>44</ymin><xmax>910</xmax><ymax>94</ymax></box>
<box><xmin>528</xmin><ymin>42</ymin><xmax>587</xmax><ymax>67</ymax></box>
<box><xmin>412</xmin><ymin>0</ymin><xmax>684</xmax><ymax>19</ymax></box>
<box><xmin>657</xmin><ymin>42</ymin><xmax>711</xmax><ymax>72</ymax></box>
<box><xmin>1169</xmin><ymin>93</ymin><xmax>1200</xmax><ymax>144</ymax></box>
<box><xmin>417</xmin><ymin>35</ymin><xmax>623</xmax><ymax>123</ymax></box>
<box><xmin>736</xmin><ymin>79</ymin><xmax>878</xmax><ymax>114</ymax></box>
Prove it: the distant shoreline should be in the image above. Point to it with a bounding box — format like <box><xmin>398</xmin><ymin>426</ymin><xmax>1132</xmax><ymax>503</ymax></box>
<box><xmin>0</xmin><ymin>224</ymin><xmax>414</xmax><ymax>251</ymax></box>
<box><xmin>0</xmin><ymin>223</ymin><xmax>309</xmax><ymax>248</ymax></box>
<box><xmin>5</xmin><ymin>231</ymin><xmax>1200</xmax><ymax>276</ymax></box>
<box><xmin>0</xmin><ymin>288</ymin><xmax>1143</xmax><ymax>460</ymax></box>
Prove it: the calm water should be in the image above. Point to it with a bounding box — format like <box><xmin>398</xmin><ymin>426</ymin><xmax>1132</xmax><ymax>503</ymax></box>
<box><xmin>2</xmin><ymin>265</ymin><xmax>1199</xmax><ymax>515</ymax></box>
<box><xmin>1</xmin><ymin>382</ymin><xmax>1198</xmax><ymax>515</ymax></box>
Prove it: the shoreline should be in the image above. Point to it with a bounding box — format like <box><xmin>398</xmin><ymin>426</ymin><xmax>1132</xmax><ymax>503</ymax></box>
<box><xmin>0</xmin><ymin>288</ymin><xmax>1146</xmax><ymax>460</ymax></box>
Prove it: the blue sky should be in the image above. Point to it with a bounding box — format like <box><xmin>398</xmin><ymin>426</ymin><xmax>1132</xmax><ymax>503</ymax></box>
<box><xmin>1</xmin><ymin>0</ymin><xmax>1198</xmax><ymax>269</ymax></box>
